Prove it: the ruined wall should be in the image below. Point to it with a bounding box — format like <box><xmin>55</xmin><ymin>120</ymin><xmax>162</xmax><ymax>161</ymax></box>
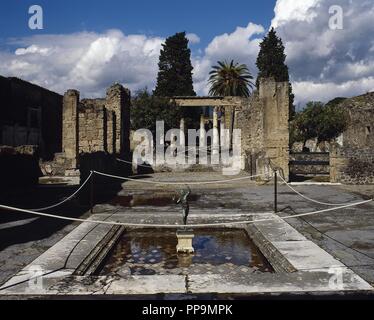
<box><xmin>79</xmin><ymin>99</ymin><xmax>106</xmax><ymax>153</ymax></box>
<box><xmin>260</xmin><ymin>79</ymin><xmax>290</xmax><ymax>180</ymax></box>
<box><xmin>330</xmin><ymin>146</ymin><xmax>374</xmax><ymax>184</ymax></box>
<box><xmin>235</xmin><ymin>78</ymin><xmax>289</xmax><ymax>180</ymax></box>
<box><xmin>0</xmin><ymin>76</ymin><xmax>63</xmax><ymax>159</ymax></box>
<box><xmin>106</xmin><ymin>84</ymin><xmax>131</xmax><ymax>158</ymax></box>
<box><xmin>235</xmin><ymin>94</ymin><xmax>265</xmax><ymax>175</ymax></box>
<box><xmin>106</xmin><ymin>109</ymin><xmax>116</xmax><ymax>154</ymax></box>
<box><xmin>56</xmin><ymin>84</ymin><xmax>131</xmax><ymax>176</ymax></box>
<box><xmin>328</xmin><ymin>92</ymin><xmax>374</xmax><ymax>185</ymax></box>
<box><xmin>338</xmin><ymin>92</ymin><xmax>374</xmax><ymax>149</ymax></box>
<box><xmin>62</xmin><ymin>90</ymin><xmax>79</xmax><ymax>174</ymax></box>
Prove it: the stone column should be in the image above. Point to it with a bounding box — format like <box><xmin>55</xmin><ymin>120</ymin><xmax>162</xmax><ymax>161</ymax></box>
<box><xmin>62</xmin><ymin>90</ymin><xmax>79</xmax><ymax>170</ymax></box>
<box><xmin>220</xmin><ymin>113</ymin><xmax>227</xmax><ymax>152</ymax></box>
<box><xmin>106</xmin><ymin>83</ymin><xmax>131</xmax><ymax>159</ymax></box>
<box><xmin>199</xmin><ymin>114</ymin><xmax>206</xmax><ymax>148</ymax></box>
<box><xmin>105</xmin><ymin>110</ymin><xmax>115</xmax><ymax>154</ymax></box>
<box><xmin>180</xmin><ymin>118</ymin><xmax>185</xmax><ymax>147</ymax></box>
<box><xmin>212</xmin><ymin>107</ymin><xmax>219</xmax><ymax>156</ymax></box>
<box><xmin>259</xmin><ymin>78</ymin><xmax>290</xmax><ymax>181</ymax></box>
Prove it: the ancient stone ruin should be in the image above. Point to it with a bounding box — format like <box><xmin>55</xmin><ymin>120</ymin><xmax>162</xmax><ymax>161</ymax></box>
<box><xmin>1</xmin><ymin>76</ymin><xmax>290</xmax><ymax>183</ymax></box>
<box><xmin>174</xmin><ymin>78</ymin><xmax>290</xmax><ymax>181</ymax></box>
<box><xmin>42</xmin><ymin>83</ymin><xmax>131</xmax><ymax>177</ymax></box>
<box><xmin>330</xmin><ymin>92</ymin><xmax>374</xmax><ymax>184</ymax></box>
<box><xmin>0</xmin><ymin>76</ymin><xmax>62</xmax><ymax>160</ymax></box>
<box><xmin>2</xmin><ymin>73</ymin><xmax>373</xmax><ymax>185</ymax></box>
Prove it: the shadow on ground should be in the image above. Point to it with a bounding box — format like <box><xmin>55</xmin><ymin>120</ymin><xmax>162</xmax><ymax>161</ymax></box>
<box><xmin>0</xmin><ymin>181</ymin><xmax>122</xmax><ymax>251</ymax></box>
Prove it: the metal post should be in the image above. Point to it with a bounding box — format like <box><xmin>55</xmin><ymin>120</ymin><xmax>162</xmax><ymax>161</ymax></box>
<box><xmin>90</xmin><ymin>171</ymin><xmax>94</xmax><ymax>214</ymax></box>
<box><xmin>274</xmin><ymin>168</ymin><xmax>278</xmax><ymax>213</ymax></box>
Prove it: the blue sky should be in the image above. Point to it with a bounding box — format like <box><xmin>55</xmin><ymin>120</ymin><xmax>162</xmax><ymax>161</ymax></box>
<box><xmin>0</xmin><ymin>0</ymin><xmax>276</xmax><ymax>50</ymax></box>
<box><xmin>0</xmin><ymin>0</ymin><xmax>373</xmax><ymax>105</ymax></box>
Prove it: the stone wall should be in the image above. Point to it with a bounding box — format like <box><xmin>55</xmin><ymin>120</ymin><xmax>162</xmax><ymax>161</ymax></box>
<box><xmin>289</xmin><ymin>152</ymin><xmax>330</xmax><ymax>175</ymax></box>
<box><xmin>0</xmin><ymin>76</ymin><xmax>63</xmax><ymax>160</ymax></box>
<box><xmin>328</xmin><ymin>92</ymin><xmax>374</xmax><ymax>185</ymax></box>
<box><xmin>172</xmin><ymin>78</ymin><xmax>290</xmax><ymax>180</ymax></box>
<box><xmin>79</xmin><ymin>99</ymin><xmax>107</xmax><ymax>153</ymax></box>
<box><xmin>235</xmin><ymin>78</ymin><xmax>290</xmax><ymax>180</ymax></box>
<box><xmin>57</xmin><ymin>83</ymin><xmax>131</xmax><ymax>176</ymax></box>
<box><xmin>106</xmin><ymin>84</ymin><xmax>131</xmax><ymax>158</ymax></box>
<box><xmin>330</xmin><ymin>146</ymin><xmax>374</xmax><ymax>184</ymax></box>
<box><xmin>62</xmin><ymin>90</ymin><xmax>79</xmax><ymax>173</ymax></box>
<box><xmin>338</xmin><ymin>92</ymin><xmax>374</xmax><ymax>149</ymax></box>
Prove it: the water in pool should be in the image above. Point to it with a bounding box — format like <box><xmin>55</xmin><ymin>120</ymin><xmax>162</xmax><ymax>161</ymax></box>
<box><xmin>98</xmin><ymin>228</ymin><xmax>274</xmax><ymax>276</ymax></box>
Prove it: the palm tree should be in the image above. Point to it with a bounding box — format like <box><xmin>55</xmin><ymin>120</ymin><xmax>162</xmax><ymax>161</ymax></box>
<box><xmin>208</xmin><ymin>60</ymin><xmax>254</xmax><ymax>97</ymax></box>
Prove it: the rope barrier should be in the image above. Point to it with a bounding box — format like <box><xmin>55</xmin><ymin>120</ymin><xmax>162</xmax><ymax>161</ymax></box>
<box><xmin>3</xmin><ymin>164</ymin><xmax>368</xmax><ymax>219</ymax></box>
<box><xmin>0</xmin><ymin>199</ymin><xmax>371</xmax><ymax>228</ymax></box>
<box><xmin>278</xmin><ymin>174</ymin><xmax>362</xmax><ymax>206</ymax></box>
<box><xmin>30</xmin><ymin>172</ymin><xmax>93</xmax><ymax>212</ymax></box>
<box><xmin>1</xmin><ymin>169</ymin><xmax>259</xmax><ymax>214</ymax></box>
<box><xmin>93</xmin><ymin>170</ymin><xmax>263</xmax><ymax>185</ymax></box>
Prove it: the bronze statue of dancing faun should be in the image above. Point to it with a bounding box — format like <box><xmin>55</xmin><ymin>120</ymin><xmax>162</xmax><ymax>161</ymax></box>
<box><xmin>175</xmin><ymin>187</ymin><xmax>191</xmax><ymax>226</ymax></box>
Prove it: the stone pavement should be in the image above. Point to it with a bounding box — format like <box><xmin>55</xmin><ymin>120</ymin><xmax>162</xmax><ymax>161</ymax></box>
<box><xmin>1</xmin><ymin>171</ymin><xmax>374</xmax><ymax>291</ymax></box>
<box><xmin>99</xmin><ymin>172</ymin><xmax>374</xmax><ymax>287</ymax></box>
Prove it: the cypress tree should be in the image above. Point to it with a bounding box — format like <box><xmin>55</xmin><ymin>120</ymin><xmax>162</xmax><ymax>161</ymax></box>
<box><xmin>256</xmin><ymin>28</ymin><xmax>295</xmax><ymax>119</ymax></box>
<box><xmin>154</xmin><ymin>32</ymin><xmax>196</xmax><ymax>97</ymax></box>
<box><xmin>154</xmin><ymin>32</ymin><xmax>199</xmax><ymax>129</ymax></box>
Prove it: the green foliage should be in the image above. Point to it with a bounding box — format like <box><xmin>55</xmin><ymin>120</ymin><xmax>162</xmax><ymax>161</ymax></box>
<box><xmin>289</xmin><ymin>83</ymin><xmax>296</xmax><ymax>119</ymax></box>
<box><xmin>289</xmin><ymin>118</ymin><xmax>305</xmax><ymax>149</ymax></box>
<box><xmin>154</xmin><ymin>32</ymin><xmax>196</xmax><ymax>97</ymax></box>
<box><xmin>153</xmin><ymin>32</ymin><xmax>199</xmax><ymax>128</ymax></box>
<box><xmin>290</xmin><ymin>100</ymin><xmax>349</xmax><ymax>149</ymax></box>
<box><xmin>256</xmin><ymin>28</ymin><xmax>289</xmax><ymax>83</ymax></box>
<box><xmin>208</xmin><ymin>60</ymin><xmax>254</xmax><ymax>97</ymax></box>
<box><xmin>316</xmin><ymin>102</ymin><xmax>349</xmax><ymax>144</ymax></box>
<box><xmin>131</xmin><ymin>89</ymin><xmax>182</xmax><ymax>136</ymax></box>
<box><xmin>256</xmin><ymin>27</ymin><xmax>295</xmax><ymax>119</ymax></box>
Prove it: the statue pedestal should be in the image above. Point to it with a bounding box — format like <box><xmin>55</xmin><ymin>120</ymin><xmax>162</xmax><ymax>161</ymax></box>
<box><xmin>176</xmin><ymin>230</ymin><xmax>195</xmax><ymax>254</ymax></box>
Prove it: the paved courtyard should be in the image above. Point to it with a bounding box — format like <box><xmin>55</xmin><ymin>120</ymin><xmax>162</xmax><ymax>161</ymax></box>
<box><xmin>1</xmin><ymin>171</ymin><xmax>374</xmax><ymax>295</ymax></box>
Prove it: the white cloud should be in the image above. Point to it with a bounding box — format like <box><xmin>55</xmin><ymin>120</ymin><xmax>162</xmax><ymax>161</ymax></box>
<box><xmin>193</xmin><ymin>22</ymin><xmax>265</xmax><ymax>95</ymax></box>
<box><xmin>293</xmin><ymin>77</ymin><xmax>374</xmax><ymax>108</ymax></box>
<box><xmin>1</xmin><ymin>1</ymin><xmax>373</xmax><ymax>105</ymax></box>
<box><xmin>0</xmin><ymin>24</ymin><xmax>264</xmax><ymax>98</ymax></box>
<box><xmin>0</xmin><ymin>30</ymin><xmax>164</xmax><ymax>97</ymax></box>
<box><xmin>186</xmin><ymin>33</ymin><xmax>200</xmax><ymax>44</ymax></box>
<box><xmin>272</xmin><ymin>0</ymin><xmax>321</xmax><ymax>28</ymax></box>
<box><xmin>15</xmin><ymin>45</ymin><xmax>51</xmax><ymax>56</ymax></box>
<box><xmin>272</xmin><ymin>0</ymin><xmax>374</xmax><ymax>105</ymax></box>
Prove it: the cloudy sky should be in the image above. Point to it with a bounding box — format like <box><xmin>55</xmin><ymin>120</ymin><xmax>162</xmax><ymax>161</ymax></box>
<box><xmin>0</xmin><ymin>0</ymin><xmax>373</xmax><ymax>107</ymax></box>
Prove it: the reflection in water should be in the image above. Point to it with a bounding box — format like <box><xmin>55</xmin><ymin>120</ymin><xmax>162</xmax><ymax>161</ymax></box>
<box><xmin>98</xmin><ymin>229</ymin><xmax>274</xmax><ymax>276</ymax></box>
